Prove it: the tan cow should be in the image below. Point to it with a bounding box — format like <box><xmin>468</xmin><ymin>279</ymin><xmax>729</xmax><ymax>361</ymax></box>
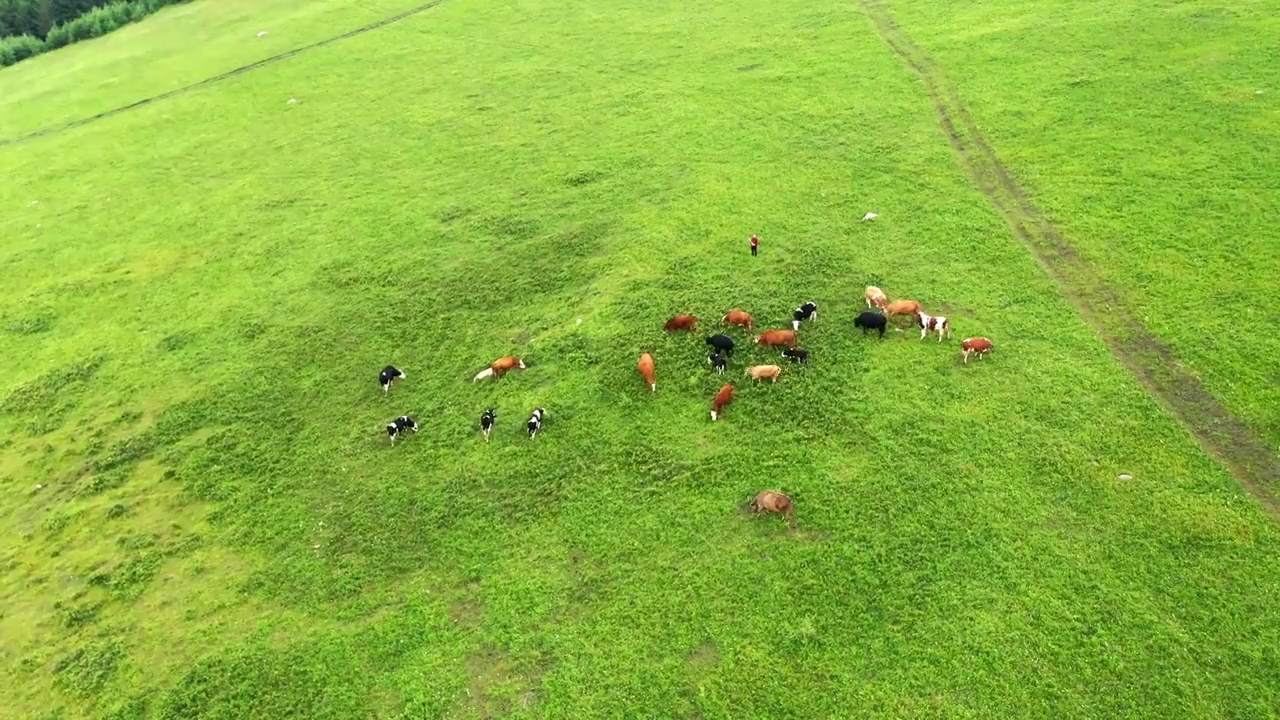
<box><xmin>746</xmin><ymin>365</ymin><xmax>782</xmax><ymax>383</ymax></box>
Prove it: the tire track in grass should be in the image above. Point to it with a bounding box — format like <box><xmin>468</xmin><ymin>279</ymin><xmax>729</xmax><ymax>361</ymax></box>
<box><xmin>860</xmin><ymin>0</ymin><xmax>1280</xmax><ymax>516</ymax></box>
<box><xmin>0</xmin><ymin>0</ymin><xmax>449</xmax><ymax>147</ymax></box>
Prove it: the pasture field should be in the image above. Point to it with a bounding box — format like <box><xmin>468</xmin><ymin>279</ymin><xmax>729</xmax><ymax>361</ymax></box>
<box><xmin>2</xmin><ymin>0</ymin><xmax>1279</xmax><ymax>717</ymax></box>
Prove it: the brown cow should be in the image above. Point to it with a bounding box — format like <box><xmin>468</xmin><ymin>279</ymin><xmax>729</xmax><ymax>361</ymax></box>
<box><xmin>865</xmin><ymin>286</ymin><xmax>888</xmax><ymax>309</ymax></box>
<box><xmin>721</xmin><ymin>310</ymin><xmax>754</xmax><ymax>331</ymax></box>
<box><xmin>961</xmin><ymin>337</ymin><xmax>993</xmax><ymax>364</ymax></box>
<box><xmin>746</xmin><ymin>365</ymin><xmax>781</xmax><ymax>383</ymax></box>
<box><xmin>472</xmin><ymin>356</ymin><xmax>526</xmax><ymax>382</ymax></box>
<box><xmin>664</xmin><ymin>314</ymin><xmax>699</xmax><ymax>332</ymax></box>
<box><xmin>748</xmin><ymin>490</ymin><xmax>795</xmax><ymax>528</ymax></box>
<box><xmin>637</xmin><ymin>352</ymin><xmax>656</xmax><ymax>392</ymax></box>
<box><xmin>754</xmin><ymin>329</ymin><xmax>797</xmax><ymax>348</ymax></box>
<box><xmin>884</xmin><ymin>299</ymin><xmax>922</xmax><ymax>317</ymax></box>
<box><xmin>711</xmin><ymin>384</ymin><xmax>734</xmax><ymax>421</ymax></box>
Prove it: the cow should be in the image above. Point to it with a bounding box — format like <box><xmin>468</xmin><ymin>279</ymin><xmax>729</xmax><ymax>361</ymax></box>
<box><xmin>708</xmin><ymin>352</ymin><xmax>727</xmax><ymax>374</ymax></box>
<box><xmin>721</xmin><ymin>310</ymin><xmax>754</xmax><ymax>331</ymax></box>
<box><xmin>884</xmin><ymin>299</ymin><xmax>922</xmax><ymax>318</ymax></box>
<box><xmin>637</xmin><ymin>352</ymin><xmax>656</xmax><ymax>392</ymax></box>
<box><xmin>755</xmin><ymin>329</ymin><xmax>797</xmax><ymax>348</ymax></box>
<box><xmin>706</xmin><ymin>334</ymin><xmax>735</xmax><ymax>356</ymax></box>
<box><xmin>865</xmin><ymin>286</ymin><xmax>888</xmax><ymax>309</ymax></box>
<box><xmin>379</xmin><ymin>366</ymin><xmax>405</xmax><ymax>393</ymax></box>
<box><xmin>791</xmin><ymin>302</ymin><xmax>818</xmax><ymax>331</ymax></box>
<box><xmin>472</xmin><ymin>356</ymin><xmax>526</xmax><ymax>382</ymax></box>
<box><xmin>746</xmin><ymin>365</ymin><xmax>782</xmax><ymax>383</ymax></box>
<box><xmin>855</xmin><ymin>311</ymin><xmax>887</xmax><ymax>338</ymax></box>
<box><xmin>748</xmin><ymin>490</ymin><xmax>794</xmax><ymax>528</ymax></box>
<box><xmin>665</xmin><ymin>315</ymin><xmax>699</xmax><ymax>332</ymax></box>
<box><xmin>526</xmin><ymin>407</ymin><xmax>545</xmax><ymax>438</ymax></box>
<box><xmin>479</xmin><ymin>408</ymin><xmax>496</xmax><ymax>443</ymax></box>
<box><xmin>781</xmin><ymin>348</ymin><xmax>808</xmax><ymax>363</ymax></box>
<box><xmin>917</xmin><ymin>312</ymin><xmax>951</xmax><ymax>341</ymax></box>
<box><xmin>385</xmin><ymin>415</ymin><xmax>418</xmax><ymax>446</ymax></box>
<box><xmin>961</xmin><ymin>337</ymin><xmax>994</xmax><ymax>364</ymax></box>
<box><xmin>711</xmin><ymin>384</ymin><xmax>734</xmax><ymax>421</ymax></box>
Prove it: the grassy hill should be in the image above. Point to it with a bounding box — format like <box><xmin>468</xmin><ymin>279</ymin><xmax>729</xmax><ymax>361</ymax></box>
<box><xmin>2</xmin><ymin>0</ymin><xmax>1278</xmax><ymax>717</ymax></box>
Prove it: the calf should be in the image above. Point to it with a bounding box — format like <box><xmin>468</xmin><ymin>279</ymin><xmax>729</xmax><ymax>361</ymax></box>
<box><xmin>526</xmin><ymin>407</ymin><xmax>545</xmax><ymax>438</ymax></box>
<box><xmin>754</xmin><ymin>329</ymin><xmax>797</xmax><ymax>348</ymax></box>
<box><xmin>637</xmin><ymin>352</ymin><xmax>656</xmax><ymax>392</ymax></box>
<box><xmin>855</xmin><ymin>311</ymin><xmax>887</xmax><ymax>338</ymax></box>
<box><xmin>791</xmin><ymin>302</ymin><xmax>818</xmax><ymax>331</ymax></box>
<box><xmin>746</xmin><ymin>364</ymin><xmax>782</xmax><ymax>383</ymax></box>
<box><xmin>748</xmin><ymin>490</ymin><xmax>795</xmax><ymax>528</ymax></box>
<box><xmin>917</xmin><ymin>312</ymin><xmax>951</xmax><ymax>341</ymax></box>
<box><xmin>473</xmin><ymin>356</ymin><xmax>526</xmax><ymax>382</ymax></box>
<box><xmin>379</xmin><ymin>366</ymin><xmax>405</xmax><ymax>393</ymax></box>
<box><xmin>781</xmin><ymin>348</ymin><xmax>808</xmax><ymax>363</ymax></box>
<box><xmin>710</xmin><ymin>384</ymin><xmax>734</xmax><ymax>421</ymax></box>
<box><xmin>865</xmin><ymin>286</ymin><xmax>888</xmax><ymax>309</ymax></box>
<box><xmin>706</xmin><ymin>334</ymin><xmax>735</xmax><ymax>356</ymax></box>
<box><xmin>665</xmin><ymin>314</ymin><xmax>699</xmax><ymax>332</ymax></box>
<box><xmin>708</xmin><ymin>352</ymin><xmax>727</xmax><ymax>374</ymax></box>
<box><xmin>479</xmin><ymin>408</ymin><xmax>496</xmax><ymax>443</ymax></box>
<box><xmin>961</xmin><ymin>337</ymin><xmax>993</xmax><ymax>364</ymax></box>
<box><xmin>721</xmin><ymin>309</ymin><xmax>754</xmax><ymax>331</ymax></box>
<box><xmin>385</xmin><ymin>415</ymin><xmax>418</xmax><ymax>446</ymax></box>
<box><xmin>884</xmin><ymin>299</ymin><xmax>922</xmax><ymax>318</ymax></box>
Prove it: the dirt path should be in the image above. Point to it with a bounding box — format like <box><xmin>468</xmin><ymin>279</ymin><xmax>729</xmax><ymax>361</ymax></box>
<box><xmin>860</xmin><ymin>0</ymin><xmax>1280</xmax><ymax>516</ymax></box>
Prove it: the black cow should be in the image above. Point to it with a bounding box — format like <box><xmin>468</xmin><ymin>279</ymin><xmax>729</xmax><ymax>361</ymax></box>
<box><xmin>855</xmin><ymin>311</ymin><xmax>887</xmax><ymax>338</ymax></box>
<box><xmin>379</xmin><ymin>365</ymin><xmax>404</xmax><ymax>392</ymax></box>
<box><xmin>708</xmin><ymin>352</ymin><xmax>727</xmax><ymax>374</ymax></box>
<box><xmin>791</xmin><ymin>302</ymin><xmax>818</xmax><ymax>331</ymax></box>
<box><xmin>480</xmin><ymin>408</ymin><xmax>497</xmax><ymax>443</ymax></box>
<box><xmin>386</xmin><ymin>415</ymin><xmax>418</xmax><ymax>445</ymax></box>
<box><xmin>705</xmin><ymin>334</ymin><xmax>735</xmax><ymax>356</ymax></box>
<box><xmin>526</xmin><ymin>408</ymin><xmax>545</xmax><ymax>438</ymax></box>
<box><xmin>781</xmin><ymin>348</ymin><xmax>809</xmax><ymax>363</ymax></box>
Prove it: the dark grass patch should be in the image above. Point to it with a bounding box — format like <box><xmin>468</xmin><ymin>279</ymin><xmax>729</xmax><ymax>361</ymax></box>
<box><xmin>52</xmin><ymin>638</ymin><xmax>125</xmax><ymax>697</ymax></box>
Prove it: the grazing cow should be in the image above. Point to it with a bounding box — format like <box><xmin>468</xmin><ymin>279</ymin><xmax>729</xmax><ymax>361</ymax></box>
<box><xmin>884</xmin><ymin>299</ymin><xmax>922</xmax><ymax>318</ymax></box>
<box><xmin>379</xmin><ymin>366</ymin><xmax>405</xmax><ymax>393</ymax></box>
<box><xmin>472</xmin><ymin>356</ymin><xmax>526</xmax><ymax>382</ymax></box>
<box><xmin>754</xmin><ymin>329</ymin><xmax>797</xmax><ymax>348</ymax></box>
<box><xmin>708</xmin><ymin>352</ymin><xmax>727</xmax><ymax>374</ymax></box>
<box><xmin>526</xmin><ymin>407</ymin><xmax>545</xmax><ymax>438</ymax></box>
<box><xmin>665</xmin><ymin>314</ymin><xmax>699</xmax><ymax>332</ymax></box>
<box><xmin>961</xmin><ymin>337</ymin><xmax>994</xmax><ymax>364</ymax></box>
<box><xmin>479</xmin><ymin>408</ymin><xmax>497</xmax><ymax>442</ymax></box>
<box><xmin>721</xmin><ymin>310</ymin><xmax>754</xmax><ymax>331</ymax></box>
<box><xmin>706</xmin><ymin>334</ymin><xmax>735</xmax><ymax>356</ymax></box>
<box><xmin>710</xmin><ymin>384</ymin><xmax>734</xmax><ymax>421</ymax></box>
<box><xmin>637</xmin><ymin>352</ymin><xmax>656</xmax><ymax>392</ymax></box>
<box><xmin>791</xmin><ymin>302</ymin><xmax>818</xmax><ymax>331</ymax></box>
<box><xmin>855</xmin><ymin>311</ymin><xmax>887</xmax><ymax>338</ymax></box>
<box><xmin>781</xmin><ymin>348</ymin><xmax>808</xmax><ymax>363</ymax></box>
<box><xmin>746</xmin><ymin>364</ymin><xmax>782</xmax><ymax>383</ymax></box>
<box><xmin>748</xmin><ymin>490</ymin><xmax>795</xmax><ymax>528</ymax></box>
<box><xmin>917</xmin><ymin>312</ymin><xmax>951</xmax><ymax>341</ymax></box>
<box><xmin>865</xmin><ymin>286</ymin><xmax>888</xmax><ymax>309</ymax></box>
<box><xmin>385</xmin><ymin>415</ymin><xmax>418</xmax><ymax>446</ymax></box>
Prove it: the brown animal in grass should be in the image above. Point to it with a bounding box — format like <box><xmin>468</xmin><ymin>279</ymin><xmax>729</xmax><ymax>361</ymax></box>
<box><xmin>961</xmin><ymin>337</ymin><xmax>993</xmax><ymax>364</ymax></box>
<box><xmin>664</xmin><ymin>314</ymin><xmax>699</xmax><ymax>331</ymax></box>
<box><xmin>472</xmin><ymin>356</ymin><xmax>526</xmax><ymax>382</ymax></box>
<box><xmin>637</xmin><ymin>352</ymin><xmax>656</xmax><ymax>391</ymax></box>
<box><xmin>721</xmin><ymin>310</ymin><xmax>754</xmax><ymax>331</ymax></box>
<box><xmin>710</xmin><ymin>384</ymin><xmax>734</xmax><ymax>421</ymax></box>
<box><xmin>748</xmin><ymin>490</ymin><xmax>795</xmax><ymax>528</ymax></box>
<box><xmin>884</xmin><ymin>299</ymin><xmax>922</xmax><ymax>317</ymax></box>
<box><xmin>754</xmin><ymin>329</ymin><xmax>798</xmax><ymax>348</ymax></box>
<box><xmin>865</xmin><ymin>286</ymin><xmax>888</xmax><ymax>309</ymax></box>
<box><xmin>746</xmin><ymin>365</ymin><xmax>781</xmax><ymax>383</ymax></box>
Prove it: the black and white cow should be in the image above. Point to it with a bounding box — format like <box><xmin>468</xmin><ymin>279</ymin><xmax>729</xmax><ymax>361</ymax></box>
<box><xmin>379</xmin><ymin>365</ymin><xmax>405</xmax><ymax>393</ymax></box>
<box><xmin>480</xmin><ymin>408</ymin><xmax>497</xmax><ymax>443</ymax></box>
<box><xmin>708</xmin><ymin>352</ymin><xmax>727</xmax><ymax>374</ymax></box>
<box><xmin>705</xmin><ymin>334</ymin><xmax>735</xmax><ymax>357</ymax></box>
<box><xmin>781</xmin><ymin>348</ymin><xmax>809</xmax><ymax>363</ymax></box>
<box><xmin>386</xmin><ymin>415</ymin><xmax>418</xmax><ymax>445</ymax></box>
<box><xmin>526</xmin><ymin>408</ymin><xmax>545</xmax><ymax>438</ymax></box>
<box><xmin>791</xmin><ymin>302</ymin><xmax>818</xmax><ymax>331</ymax></box>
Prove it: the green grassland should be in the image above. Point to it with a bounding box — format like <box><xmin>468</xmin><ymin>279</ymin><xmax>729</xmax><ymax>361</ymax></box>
<box><xmin>2</xmin><ymin>0</ymin><xmax>1279</xmax><ymax>717</ymax></box>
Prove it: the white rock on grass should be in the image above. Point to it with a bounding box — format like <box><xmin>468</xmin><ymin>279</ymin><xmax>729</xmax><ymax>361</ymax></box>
<box><xmin>862</xmin><ymin>212</ymin><xmax>878</xmax><ymax>221</ymax></box>
<box><xmin>287</xmin><ymin>98</ymin><xmax>298</xmax><ymax>104</ymax></box>
<box><xmin>257</xmin><ymin>31</ymin><xmax>268</xmax><ymax>37</ymax></box>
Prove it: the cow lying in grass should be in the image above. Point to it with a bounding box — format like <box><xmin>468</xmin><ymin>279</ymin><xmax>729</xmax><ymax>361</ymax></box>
<box><xmin>748</xmin><ymin>490</ymin><xmax>794</xmax><ymax>528</ymax></box>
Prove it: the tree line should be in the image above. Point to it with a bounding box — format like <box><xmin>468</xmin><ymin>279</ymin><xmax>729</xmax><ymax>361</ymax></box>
<box><xmin>0</xmin><ymin>0</ymin><xmax>187</xmax><ymax>68</ymax></box>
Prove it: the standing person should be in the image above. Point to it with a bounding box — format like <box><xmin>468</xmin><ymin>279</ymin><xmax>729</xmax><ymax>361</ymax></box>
<box><xmin>750</xmin><ymin>234</ymin><xmax>759</xmax><ymax>257</ymax></box>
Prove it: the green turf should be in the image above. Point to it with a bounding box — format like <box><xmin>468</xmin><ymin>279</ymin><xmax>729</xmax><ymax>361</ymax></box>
<box><xmin>2</xmin><ymin>0</ymin><xmax>1279</xmax><ymax>717</ymax></box>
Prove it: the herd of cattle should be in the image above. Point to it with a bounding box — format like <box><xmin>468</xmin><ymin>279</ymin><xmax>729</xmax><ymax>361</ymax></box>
<box><xmin>377</xmin><ymin>285</ymin><xmax>994</xmax><ymax>528</ymax></box>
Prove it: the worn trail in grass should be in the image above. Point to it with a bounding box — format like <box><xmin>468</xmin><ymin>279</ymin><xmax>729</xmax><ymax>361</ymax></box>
<box><xmin>2</xmin><ymin>0</ymin><xmax>1279</xmax><ymax>717</ymax></box>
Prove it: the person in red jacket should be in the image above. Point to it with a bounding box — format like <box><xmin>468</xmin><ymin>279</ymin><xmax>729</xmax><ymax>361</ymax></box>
<box><xmin>750</xmin><ymin>234</ymin><xmax>759</xmax><ymax>257</ymax></box>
